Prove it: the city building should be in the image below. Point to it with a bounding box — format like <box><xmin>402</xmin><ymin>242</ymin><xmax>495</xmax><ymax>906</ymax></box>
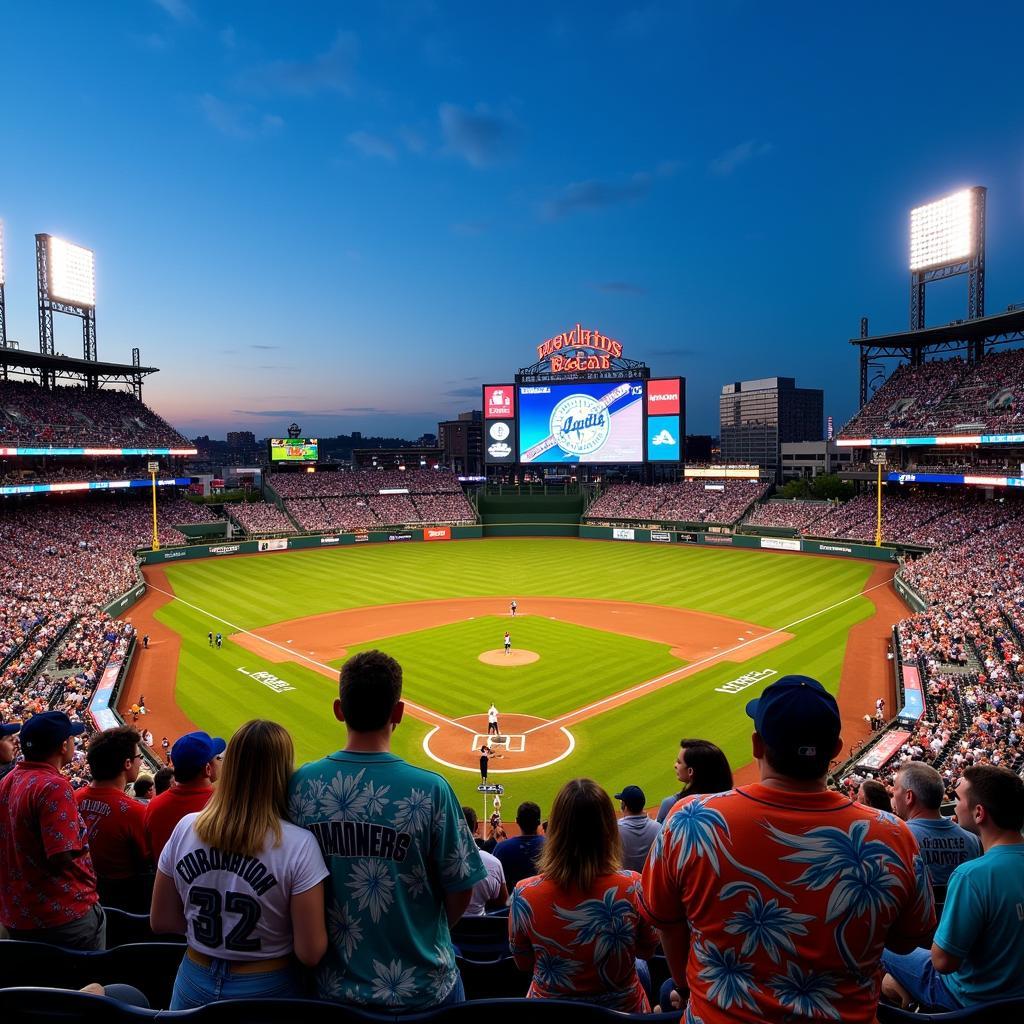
<box><xmin>780</xmin><ymin>440</ymin><xmax>855</xmax><ymax>481</ymax></box>
<box><xmin>438</xmin><ymin>411</ymin><xmax>483</xmax><ymax>476</ymax></box>
<box><xmin>719</xmin><ymin>377</ymin><xmax>823</xmax><ymax>480</ymax></box>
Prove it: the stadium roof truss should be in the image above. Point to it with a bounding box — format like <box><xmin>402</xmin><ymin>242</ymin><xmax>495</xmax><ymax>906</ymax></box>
<box><xmin>0</xmin><ymin>345</ymin><xmax>157</xmax><ymax>399</ymax></box>
<box><xmin>851</xmin><ymin>307</ymin><xmax>1024</xmax><ymax>406</ymax></box>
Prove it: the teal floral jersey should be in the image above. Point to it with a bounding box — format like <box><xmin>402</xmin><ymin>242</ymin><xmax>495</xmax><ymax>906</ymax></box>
<box><xmin>288</xmin><ymin>751</ymin><xmax>486</xmax><ymax>1010</ymax></box>
<box><xmin>640</xmin><ymin>785</ymin><xmax>935</xmax><ymax>1024</ymax></box>
<box><xmin>509</xmin><ymin>869</ymin><xmax>658</xmax><ymax>1011</ymax></box>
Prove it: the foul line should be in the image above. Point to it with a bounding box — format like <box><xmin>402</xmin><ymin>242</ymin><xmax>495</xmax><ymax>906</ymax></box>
<box><xmin>144</xmin><ymin>583</ymin><xmax>476</xmax><ymax>734</ymax></box>
<box><xmin>523</xmin><ymin>573</ymin><xmax>897</xmax><ymax>735</ymax></box>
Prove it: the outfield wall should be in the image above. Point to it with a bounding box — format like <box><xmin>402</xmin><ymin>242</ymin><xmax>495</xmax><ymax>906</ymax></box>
<box><xmin>578</xmin><ymin>524</ymin><xmax>899</xmax><ymax>561</ymax></box>
<box><xmin>140</xmin><ymin>525</ymin><xmax>485</xmax><ymax>563</ymax></box>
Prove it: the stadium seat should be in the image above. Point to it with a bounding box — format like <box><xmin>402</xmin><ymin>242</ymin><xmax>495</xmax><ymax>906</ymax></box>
<box><xmin>184</xmin><ymin>996</ymin><xmax>396</xmax><ymax>1024</ymax></box>
<box><xmin>103</xmin><ymin>906</ymin><xmax>185</xmax><ymax>947</ymax></box>
<box><xmin>877</xmin><ymin>998</ymin><xmax>1024</xmax><ymax>1022</ymax></box>
<box><xmin>0</xmin><ymin>941</ymin><xmax>106</xmax><ymax>993</ymax></box>
<box><xmin>456</xmin><ymin>955</ymin><xmax>530</xmax><ymax>1000</ymax></box>
<box><xmin>0</xmin><ymin>987</ymin><xmax>156</xmax><ymax>1022</ymax></box>
<box><xmin>105</xmin><ymin>942</ymin><xmax>186</xmax><ymax>1009</ymax></box>
<box><xmin>450</xmin><ymin>914</ymin><xmax>510</xmax><ymax>959</ymax></box>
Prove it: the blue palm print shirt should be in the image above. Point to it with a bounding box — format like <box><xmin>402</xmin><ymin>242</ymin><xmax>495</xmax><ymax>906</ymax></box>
<box><xmin>640</xmin><ymin>785</ymin><xmax>935</xmax><ymax>1024</ymax></box>
<box><xmin>289</xmin><ymin>750</ymin><xmax>486</xmax><ymax>1010</ymax></box>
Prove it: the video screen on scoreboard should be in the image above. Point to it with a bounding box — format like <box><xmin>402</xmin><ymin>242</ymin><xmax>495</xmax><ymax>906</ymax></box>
<box><xmin>518</xmin><ymin>381</ymin><xmax>644</xmax><ymax>464</ymax></box>
<box><xmin>269</xmin><ymin>438</ymin><xmax>319</xmax><ymax>462</ymax></box>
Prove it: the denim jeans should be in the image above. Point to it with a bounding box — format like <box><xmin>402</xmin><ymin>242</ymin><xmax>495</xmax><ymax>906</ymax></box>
<box><xmin>170</xmin><ymin>952</ymin><xmax>303</xmax><ymax>1010</ymax></box>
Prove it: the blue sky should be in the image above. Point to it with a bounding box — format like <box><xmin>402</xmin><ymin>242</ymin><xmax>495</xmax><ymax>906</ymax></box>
<box><xmin>2</xmin><ymin>1</ymin><xmax>1023</xmax><ymax>439</ymax></box>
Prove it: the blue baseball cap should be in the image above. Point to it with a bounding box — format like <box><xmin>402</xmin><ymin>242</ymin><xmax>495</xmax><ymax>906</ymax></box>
<box><xmin>745</xmin><ymin>675</ymin><xmax>841</xmax><ymax>760</ymax></box>
<box><xmin>0</xmin><ymin>721</ymin><xmax>21</xmax><ymax>738</ymax></box>
<box><xmin>171</xmin><ymin>731</ymin><xmax>226</xmax><ymax>776</ymax></box>
<box><xmin>20</xmin><ymin>711</ymin><xmax>85</xmax><ymax>759</ymax></box>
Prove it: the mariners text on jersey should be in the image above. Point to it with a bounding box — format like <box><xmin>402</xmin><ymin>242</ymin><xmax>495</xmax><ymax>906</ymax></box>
<box><xmin>308</xmin><ymin>819</ymin><xmax>411</xmax><ymax>862</ymax></box>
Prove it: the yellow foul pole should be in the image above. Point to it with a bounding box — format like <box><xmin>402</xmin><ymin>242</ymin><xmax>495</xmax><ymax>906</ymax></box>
<box><xmin>149</xmin><ymin>461</ymin><xmax>160</xmax><ymax>551</ymax></box>
<box><xmin>875</xmin><ymin>461</ymin><xmax>883</xmax><ymax>547</ymax></box>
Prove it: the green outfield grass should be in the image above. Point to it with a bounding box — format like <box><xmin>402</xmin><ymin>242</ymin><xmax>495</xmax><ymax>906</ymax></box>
<box><xmin>152</xmin><ymin>537</ymin><xmax>878</xmax><ymax>812</ymax></box>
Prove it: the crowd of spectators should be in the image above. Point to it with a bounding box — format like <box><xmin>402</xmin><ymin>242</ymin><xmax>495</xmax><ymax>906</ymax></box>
<box><xmin>745</xmin><ymin>498</ymin><xmax>831</xmax><ymax>530</ymax></box>
<box><xmin>585</xmin><ymin>479</ymin><xmax>769</xmax><ymax>525</ymax></box>
<box><xmin>0</xmin><ymin>381</ymin><xmax>190</xmax><ymax>448</ymax></box>
<box><xmin>228</xmin><ymin>502</ymin><xmax>296</xmax><ymax>536</ymax></box>
<box><xmin>839</xmin><ymin>347</ymin><xmax>1024</xmax><ymax>439</ymax></box>
<box><xmin>271</xmin><ymin>469</ymin><xmax>475</xmax><ymax>530</ymax></box>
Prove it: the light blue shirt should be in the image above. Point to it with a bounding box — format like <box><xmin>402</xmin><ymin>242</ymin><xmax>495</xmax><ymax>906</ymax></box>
<box><xmin>935</xmin><ymin>844</ymin><xmax>1024</xmax><ymax>1006</ymax></box>
<box><xmin>905</xmin><ymin>816</ymin><xmax>981</xmax><ymax>887</ymax></box>
<box><xmin>289</xmin><ymin>750</ymin><xmax>485</xmax><ymax>1010</ymax></box>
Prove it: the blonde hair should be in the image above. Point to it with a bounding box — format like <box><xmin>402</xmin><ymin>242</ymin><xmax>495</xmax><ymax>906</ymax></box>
<box><xmin>536</xmin><ymin>778</ymin><xmax>621</xmax><ymax>891</ymax></box>
<box><xmin>194</xmin><ymin>720</ymin><xmax>293</xmax><ymax>858</ymax></box>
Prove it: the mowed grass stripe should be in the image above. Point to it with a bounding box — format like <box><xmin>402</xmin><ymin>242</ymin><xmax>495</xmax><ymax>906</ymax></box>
<box><xmin>334</xmin><ymin>616</ymin><xmax>683</xmax><ymax>720</ymax></box>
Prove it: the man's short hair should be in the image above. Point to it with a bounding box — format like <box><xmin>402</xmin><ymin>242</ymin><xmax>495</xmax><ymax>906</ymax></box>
<box><xmin>896</xmin><ymin>761</ymin><xmax>944</xmax><ymax>811</ymax></box>
<box><xmin>133</xmin><ymin>775</ymin><xmax>154</xmax><ymax>799</ymax></box>
<box><xmin>516</xmin><ymin>801</ymin><xmax>542</xmax><ymax>833</ymax></box>
<box><xmin>462</xmin><ymin>806</ymin><xmax>478</xmax><ymax>832</ymax></box>
<box><xmin>963</xmin><ymin>764</ymin><xmax>1024</xmax><ymax>832</ymax></box>
<box><xmin>764</xmin><ymin>742</ymin><xmax>832</xmax><ymax>781</ymax></box>
<box><xmin>153</xmin><ymin>766</ymin><xmax>175</xmax><ymax>795</ymax></box>
<box><xmin>339</xmin><ymin>650</ymin><xmax>403</xmax><ymax>732</ymax></box>
<box><xmin>86</xmin><ymin>726</ymin><xmax>141</xmax><ymax>782</ymax></box>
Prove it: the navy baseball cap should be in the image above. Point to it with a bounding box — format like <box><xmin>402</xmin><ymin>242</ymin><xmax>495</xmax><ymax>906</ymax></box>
<box><xmin>745</xmin><ymin>675</ymin><xmax>841</xmax><ymax>760</ymax></box>
<box><xmin>615</xmin><ymin>785</ymin><xmax>646</xmax><ymax>807</ymax></box>
<box><xmin>20</xmin><ymin>711</ymin><xmax>85</xmax><ymax>758</ymax></box>
<box><xmin>171</xmin><ymin>731</ymin><xmax>226</xmax><ymax>775</ymax></box>
<box><xmin>0</xmin><ymin>721</ymin><xmax>21</xmax><ymax>738</ymax></box>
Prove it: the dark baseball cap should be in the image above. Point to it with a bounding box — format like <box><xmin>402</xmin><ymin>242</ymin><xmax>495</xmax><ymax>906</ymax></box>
<box><xmin>745</xmin><ymin>675</ymin><xmax>841</xmax><ymax>760</ymax></box>
<box><xmin>20</xmin><ymin>711</ymin><xmax>85</xmax><ymax>758</ymax></box>
<box><xmin>171</xmin><ymin>731</ymin><xmax>226</xmax><ymax>775</ymax></box>
<box><xmin>615</xmin><ymin>785</ymin><xmax>646</xmax><ymax>809</ymax></box>
<box><xmin>0</xmin><ymin>721</ymin><xmax>21</xmax><ymax>738</ymax></box>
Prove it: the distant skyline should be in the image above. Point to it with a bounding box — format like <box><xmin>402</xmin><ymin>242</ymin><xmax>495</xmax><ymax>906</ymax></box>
<box><xmin>2</xmin><ymin>2</ymin><xmax>1024</xmax><ymax>439</ymax></box>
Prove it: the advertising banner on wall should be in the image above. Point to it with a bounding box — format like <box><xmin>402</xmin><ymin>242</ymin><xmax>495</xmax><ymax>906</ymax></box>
<box><xmin>423</xmin><ymin>527</ymin><xmax>451</xmax><ymax>541</ymax></box>
<box><xmin>612</xmin><ymin>527</ymin><xmax>635</xmax><ymax>540</ymax></box>
<box><xmin>258</xmin><ymin>538</ymin><xmax>288</xmax><ymax>552</ymax></box>
<box><xmin>760</xmin><ymin>537</ymin><xmax>802</xmax><ymax>552</ymax></box>
<box><xmin>484</xmin><ymin>385</ymin><xmax>515</xmax><ymax>419</ymax></box>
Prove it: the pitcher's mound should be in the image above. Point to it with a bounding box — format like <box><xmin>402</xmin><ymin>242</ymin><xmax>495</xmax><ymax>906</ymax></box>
<box><xmin>479</xmin><ymin>649</ymin><xmax>539</xmax><ymax>666</ymax></box>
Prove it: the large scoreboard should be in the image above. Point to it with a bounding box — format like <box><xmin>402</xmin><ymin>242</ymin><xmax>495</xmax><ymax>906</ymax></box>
<box><xmin>483</xmin><ymin>378</ymin><xmax>684</xmax><ymax>465</ymax></box>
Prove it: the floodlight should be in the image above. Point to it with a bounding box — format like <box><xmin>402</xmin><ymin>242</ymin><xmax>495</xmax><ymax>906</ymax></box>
<box><xmin>48</xmin><ymin>236</ymin><xmax>96</xmax><ymax>307</ymax></box>
<box><xmin>909</xmin><ymin>189</ymin><xmax>976</xmax><ymax>272</ymax></box>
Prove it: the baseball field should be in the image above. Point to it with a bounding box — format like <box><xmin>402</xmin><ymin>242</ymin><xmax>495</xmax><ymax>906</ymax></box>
<box><xmin>122</xmin><ymin>537</ymin><xmax>904</xmax><ymax>812</ymax></box>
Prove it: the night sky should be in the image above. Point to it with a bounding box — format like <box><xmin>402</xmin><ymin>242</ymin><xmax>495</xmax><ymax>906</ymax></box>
<box><xmin>1</xmin><ymin>2</ymin><xmax>1022</xmax><ymax>439</ymax></box>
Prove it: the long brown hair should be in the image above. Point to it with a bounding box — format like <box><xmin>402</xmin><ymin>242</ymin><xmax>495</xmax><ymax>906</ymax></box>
<box><xmin>536</xmin><ymin>778</ymin><xmax>621</xmax><ymax>891</ymax></box>
<box><xmin>194</xmin><ymin>720</ymin><xmax>293</xmax><ymax>858</ymax></box>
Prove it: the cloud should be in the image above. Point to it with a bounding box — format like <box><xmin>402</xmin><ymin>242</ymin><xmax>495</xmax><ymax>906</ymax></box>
<box><xmin>152</xmin><ymin>0</ymin><xmax>193</xmax><ymax>22</ymax></box>
<box><xmin>450</xmin><ymin>220</ymin><xmax>487</xmax><ymax>237</ymax></box>
<box><xmin>592</xmin><ymin>281</ymin><xmax>647</xmax><ymax>295</ymax></box>
<box><xmin>442</xmin><ymin>386</ymin><xmax>484</xmax><ymax>398</ymax></box>
<box><xmin>348</xmin><ymin>130</ymin><xmax>396</xmax><ymax>160</ymax></box>
<box><xmin>541</xmin><ymin>173</ymin><xmax>651</xmax><ymax>220</ymax></box>
<box><xmin>199</xmin><ymin>94</ymin><xmax>284</xmax><ymax>139</ymax></box>
<box><xmin>709</xmin><ymin>139</ymin><xmax>774</xmax><ymax>176</ymax></box>
<box><xmin>398</xmin><ymin>125</ymin><xmax>427</xmax><ymax>154</ymax></box>
<box><xmin>439</xmin><ymin>102</ymin><xmax>517</xmax><ymax>167</ymax></box>
<box><xmin>236</xmin><ymin>32</ymin><xmax>357</xmax><ymax>97</ymax></box>
<box><xmin>249</xmin><ymin>344</ymin><xmax>279</xmax><ymax>350</ymax></box>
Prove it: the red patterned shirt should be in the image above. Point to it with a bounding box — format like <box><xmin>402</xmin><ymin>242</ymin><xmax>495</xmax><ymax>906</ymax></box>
<box><xmin>641</xmin><ymin>786</ymin><xmax>935</xmax><ymax>1024</ymax></box>
<box><xmin>0</xmin><ymin>761</ymin><xmax>98</xmax><ymax>929</ymax></box>
<box><xmin>75</xmin><ymin>784</ymin><xmax>150</xmax><ymax>879</ymax></box>
<box><xmin>509</xmin><ymin>870</ymin><xmax>658</xmax><ymax>1011</ymax></box>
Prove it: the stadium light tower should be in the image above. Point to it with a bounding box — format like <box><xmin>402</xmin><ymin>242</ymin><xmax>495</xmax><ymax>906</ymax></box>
<box><xmin>35</xmin><ymin>233</ymin><xmax>98</xmax><ymax>380</ymax></box>
<box><xmin>909</xmin><ymin>186</ymin><xmax>986</xmax><ymax>332</ymax></box>
<box><xmin>0</xmin><ymin>220</ymin><xmax>7</xmax><ymax>349</ymax></box>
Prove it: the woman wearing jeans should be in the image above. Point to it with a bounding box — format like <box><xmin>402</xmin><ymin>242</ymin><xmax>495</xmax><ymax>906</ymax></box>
<box><xmin>151</xmin><ymin>720</ymin><xmax>328</xmax><ymax>1008</ymax></box>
